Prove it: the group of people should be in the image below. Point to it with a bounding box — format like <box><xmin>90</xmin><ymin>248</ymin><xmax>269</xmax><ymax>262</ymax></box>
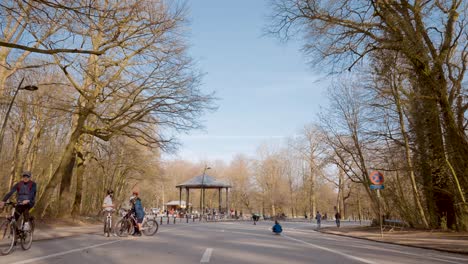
<box><xmin>315</xmin><ymin>211</ymin><xmax>342</xmax><ymax>229</ymax></box>
<box><xmin>0</xmin><ymin>171</ymin><xmax>147</xmax><ymax>237</ymax></box>
<box><xmin>102</xmin><ymin>189</ymin><xmax>146</xmax><ymax>236</ymax></box>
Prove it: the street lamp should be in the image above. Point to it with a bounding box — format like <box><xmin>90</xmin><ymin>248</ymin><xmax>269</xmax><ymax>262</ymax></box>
<box><xmin>0</xmin><ymin>78</ymin><xmax>38</xmax><ymax>157</ymax></box>
<box><xmin>200</xmin><ymin>165</ymin><xmax>211</xmax><ymax>216</ymax></box>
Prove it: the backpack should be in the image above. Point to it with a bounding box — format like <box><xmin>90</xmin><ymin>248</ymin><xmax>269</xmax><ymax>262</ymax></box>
<box><xmin>17</xmin><ymin>181</ymin><xmax>33</xmax><ymax>193</ymax></box>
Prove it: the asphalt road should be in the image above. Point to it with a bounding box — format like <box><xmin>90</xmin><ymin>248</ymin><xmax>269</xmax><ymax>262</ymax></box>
<box><xmin>1</xmin><ymin>221</ymin><xmax>468</xmax><ymax>264</ymax></box>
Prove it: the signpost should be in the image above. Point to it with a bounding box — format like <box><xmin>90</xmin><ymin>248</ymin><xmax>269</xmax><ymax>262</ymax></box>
<box><xmin>369</xmin><ymin>171</ymin><xmax>384</xmax><ymax>238</ymax></box>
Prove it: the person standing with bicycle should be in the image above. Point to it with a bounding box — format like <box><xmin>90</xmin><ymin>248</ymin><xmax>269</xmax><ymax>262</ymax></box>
<box><xmin>0</xmin><ymin>171</ymin><xmax>36</xmax><ymax>230</ymax></box>
<box><xmin>102</xmin><ymin>190</ymin><xmax>115</xmax><ymax>236</ymax></box>
<box><xmin>130</xmin><ymin>191</ymin><xmax>145</xmax><ymax>237</ymax></box>
<box><xmin>103</xmin><ymin>190</ymin><xmax>115</xmax><ymax>211</ymax></box>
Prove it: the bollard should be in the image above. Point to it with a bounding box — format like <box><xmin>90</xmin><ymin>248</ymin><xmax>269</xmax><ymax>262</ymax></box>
<box><xmin>173</xmin><ymin>216</ymin><xmax>176</xmax><ymax>224</ymax></box>
<box><xmin>160</xmin><ymin>216</ymin><xmax>163</xmax><ymax>225</ymax></box>
<box><xmin>187</xmin><ymin>216</ymin><xmax>189</xmax><ymax>223</ymax></box>
<box><xmin>167</xmin><ymin>216</ymin><xmax>169</xmax><ymax>224</ymax></box>
<box><xmin>193</xmin><ymin>216</ymin><xmax>195</xmax><ymax>222</ymax></box>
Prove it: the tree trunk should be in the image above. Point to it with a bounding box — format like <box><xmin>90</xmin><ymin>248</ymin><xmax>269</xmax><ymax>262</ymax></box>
<box><xmin>392</xmin><ymin>82</ymin><xmax>429</xmax><ymax>228</ymax></box>
<box><xmin>71</xmin><ymin>151</ymin><xmax>85</xmax><ymax>217</ymax></box>
<box><xmin>25</xmin><ymin>125</ymin><xmax>42</xmax><ymax>171</ymax></box>
<box><xmin>34</xmin><ymin>112</ymin><xmax>88</xmax><ymax>216</ymax></box>
<box><xmin>8</xmin><ymin>122</ymin><xmax>26</xmax><ymax>190</ymax></box>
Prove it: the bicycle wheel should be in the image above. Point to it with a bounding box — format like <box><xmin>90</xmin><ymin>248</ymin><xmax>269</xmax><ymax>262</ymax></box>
<box><xmin>142</xmin><ymin>219</ymin><xmax>159</xmax><ymax>236</ymax></box>
<box><xmin>104</xmin><ymin>220</ymin><xmax>109</xmax><ymax>237</ymax></box>
<box><xmin>0</xmin><ymin>220</ymin><xmax>16</xmax><ymax>255</ymax></box>
<box><xmin>115</xmin><ymin>218</ymin><xmax>133</xmax><ymax>237</ymax></box>
<box><xmin>20</xmin><ymin>220</ymin><xmax>34</xmax><ymax>250</ymax></box>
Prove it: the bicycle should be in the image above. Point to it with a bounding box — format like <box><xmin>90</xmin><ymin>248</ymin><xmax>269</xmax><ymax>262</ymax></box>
<box><xmin>0</xmin><ymin>202</ymin><xmax>34</xmax><ymax>255</ymax></box>
<box><xmin>103</xmin><ymin>209</ymin><xmax>115</xmax><ymax>237</ymax></box>
<box><xmin>115</xmin><ymin>209</ymin><xmax>158</xmax><ymax>237</ymax></box>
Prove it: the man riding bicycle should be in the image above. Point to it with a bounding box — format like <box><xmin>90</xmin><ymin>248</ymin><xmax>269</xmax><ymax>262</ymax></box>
<box><xmin>0</xmin><ymin>171</ymin><xmax>37</xmax><ymax>230</ymax></box>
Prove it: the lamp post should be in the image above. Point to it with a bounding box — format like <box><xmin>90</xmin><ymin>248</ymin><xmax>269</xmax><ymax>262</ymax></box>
<box><xmin>200</xmin><ymin>165</ymin><xmax>211</xmax><ymax>216</ymax></box>
<box><xmin>0</xmin><ymin>78</ymin><xmax>38</xmax><ymax>157</ymax></box>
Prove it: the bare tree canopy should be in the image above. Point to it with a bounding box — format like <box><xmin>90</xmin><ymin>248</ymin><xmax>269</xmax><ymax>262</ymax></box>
<box><xmin>269</xmin><ymin>0</ymin><xmax>468</xmax><ymax>230</ymax></box>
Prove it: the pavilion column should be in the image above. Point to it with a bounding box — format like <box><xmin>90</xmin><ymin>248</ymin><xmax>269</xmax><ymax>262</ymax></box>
<box><xmin>218</xmin><ymin>188</ymin><xmax>222</xmax><ymax>212</ymax></box>
<box><xmin>202</xmin><ymin>188</ymin><xmax>206</xmax><ymax>214</ymax></box>
<box><xmin>225</xmin><ymin>187</ymin><xmax>229</xmax><ymax>215</ymax></box>
<box><xmin>200</xmin><ymin>188</ymin><xmax>203</xmax><ymax>213</ymax></box>
<box><xmin>179</xmin><ymin>187</ymin><xmax>182</xmax><ymax>209</ymax></box>
<box><xmin>186</xmin><ymin>187</ymin><xmax>190</xmax><ymax>213</ymax></box>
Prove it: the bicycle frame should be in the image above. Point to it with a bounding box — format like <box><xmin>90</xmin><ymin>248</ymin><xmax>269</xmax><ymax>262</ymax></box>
<box><xmin>121</xmin><ymin>209</ymin><xmax>149</xmax><ymax>228</ymax></box>
<box><xmin>105</xmin><ymin>210</ymin><xmax>114</xmax><ymax>225</ymax></box>
<box><xmin>3</xmin><ymin>203</ymin><xmax>21</xmax><ymax>230</ymax></box>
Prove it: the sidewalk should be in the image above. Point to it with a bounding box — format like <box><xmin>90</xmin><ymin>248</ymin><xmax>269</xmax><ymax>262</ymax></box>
<box><xmin>34</xmin><ymin>224</ymin><xmax>102</xmax><ymax>241</ymax></box>
<box><xmin>319</xmin><ymin>226</ymin><xmax>468</xmax><ymax>254</ymax></box>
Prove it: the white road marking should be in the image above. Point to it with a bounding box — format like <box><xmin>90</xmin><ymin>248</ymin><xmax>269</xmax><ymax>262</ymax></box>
<box><xmin>11</xmin><ymin>240</ymin><xmax>122</xmax><ymax>264</ymax></box>
<box><xmin>200</xmin><ymin>248</ymin><xmax>213</xmax><ymax>263</ymax></box>
<box><xmin>219</xmin><ymin>226</ymin><xmax>468</xmax><ymax>264</ymax></box>
<box><xmin>11</xmin><ymin>223</ymin><xmax>198</xmax><ymax>264</ymax></box>
<box><xmin>282</xmin><ymin>235</ymin><xmax>377</xmax><ymax>264</ymax></box>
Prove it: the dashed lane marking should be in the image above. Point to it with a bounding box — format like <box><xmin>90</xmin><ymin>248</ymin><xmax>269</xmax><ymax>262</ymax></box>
<box><xmin>200</xmin><ymin>248</ymin><xmax>213</xmax><ymax>263</ymax></box>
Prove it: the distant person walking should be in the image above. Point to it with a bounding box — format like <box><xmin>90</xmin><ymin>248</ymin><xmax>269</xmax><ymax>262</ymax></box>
<box><xmin>335</xmin><ymin>212</ymin><xmax>341</xmax><ymax>228</ymax></box>
<box><xmin>315</xmin><ymin>211</ymin><xmax>322</xmax><ymax>229</ymax></box>
<box><xmin>252</xmin><ymin>213</ymin><xmax>260</xmax><ymax>225</ymax></box>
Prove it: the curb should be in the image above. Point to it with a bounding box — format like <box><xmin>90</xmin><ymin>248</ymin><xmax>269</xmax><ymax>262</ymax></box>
<box><xmin>318</xmin><ymin>230</ymin><xmax>468</xmax><ymax>256</ymax></box>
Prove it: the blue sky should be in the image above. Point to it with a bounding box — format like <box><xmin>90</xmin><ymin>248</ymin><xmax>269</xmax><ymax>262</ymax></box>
<box><xmin>166</xmin><ymin>0</ymin><xmax>329</xmax><ymax>162</ymax></box>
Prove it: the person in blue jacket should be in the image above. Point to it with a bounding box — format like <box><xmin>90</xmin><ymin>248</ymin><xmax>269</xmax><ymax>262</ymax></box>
<box><xmin>272</xmin><ymin>220</ymin><xmax>283</xmax><ymax>235</ymax></box>
<box><xmin>130</xmin><ymin>191</ymin><xmax>145</xmax><ymax>236</ymax></box>
<box><xmin>0</xmin><ymin>171</ymin><xmax>37</xmax><ymax>230</ymax></box>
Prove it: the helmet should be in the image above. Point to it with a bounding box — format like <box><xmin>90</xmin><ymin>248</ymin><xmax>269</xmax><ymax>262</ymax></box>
<box><xmin>107</xmin><ymin>190</ymin><xmax>114</xmax><ymax>195</ymax></box>
<box><xmin>132</xmin><ymin>191</ymin><xmax>139</xmax><ymax>196</ymax></box>
<box><xmin>129</xmin><ymin>196</ymin><xmax>136</xmax><ymax>202</ymax></box>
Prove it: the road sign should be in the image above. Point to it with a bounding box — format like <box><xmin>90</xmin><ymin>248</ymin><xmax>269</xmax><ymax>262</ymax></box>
<box><xmin>369</xmin><ymin>171</ymin><xmax>384</xmax><ymax>185</ymax></box>
<box><xmin>370</xmin><ymin>184</ymin><xmax>384</xmax><ymax>190</ymax></box>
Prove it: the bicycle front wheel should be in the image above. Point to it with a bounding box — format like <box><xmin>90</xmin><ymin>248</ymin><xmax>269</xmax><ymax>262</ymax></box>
<box><xmin>115</xmin><ymin>218</ymin><xmax>133</xmax><ymax>237</ymax></box>
<box><xmin>20</xmin><ymin>221</ymin><xmax>34</xmax><ymax>250</ymax></box>
<box><xmin>0</xmin><ymin>220</ymin><xmax>16</xmax><ymax>255</ymax></box>
<box><xmin>142</xmin><ymin>219</ymin><xmax>159</xmax><ymax>236</ymax></box>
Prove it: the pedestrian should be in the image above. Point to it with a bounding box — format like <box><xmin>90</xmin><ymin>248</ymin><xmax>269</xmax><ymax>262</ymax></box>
<box><xmin>253</xmin><ymin>213</ymin><xmax>259</xmax><ymax>225</ymax></box>
<box><xmin>315</xmin><ymin>211</ymin><xmax>322</xmax><ymax>229</ymax></box>
<box><xmin>335</xmin><ymin>212</ymin><xmax>341</xmax><ymax>228</ymax></box>
<box><xmin>130</xmin><ymin>191</ymin><xmax>145</xmax><ymax>236</ymax></box>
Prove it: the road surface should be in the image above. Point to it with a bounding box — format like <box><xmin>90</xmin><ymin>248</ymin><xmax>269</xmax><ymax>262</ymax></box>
<box><xmin>1</xmin><ymin>221</ymin><xmax>468</xmax><ymax>264</ymax></box>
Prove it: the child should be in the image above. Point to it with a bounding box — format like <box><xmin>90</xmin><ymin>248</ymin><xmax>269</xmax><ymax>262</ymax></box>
<box><xmin>272</xmin><ymin>220</ymin><xmax>282</xmax><ymax>235</ymax></box>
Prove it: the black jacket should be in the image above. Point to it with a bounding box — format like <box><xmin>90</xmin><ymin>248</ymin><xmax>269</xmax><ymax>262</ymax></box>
<box><xmin>2</xmin><ymin>181</ymin><xmax>37</xmax><ymax>206</ymax></box>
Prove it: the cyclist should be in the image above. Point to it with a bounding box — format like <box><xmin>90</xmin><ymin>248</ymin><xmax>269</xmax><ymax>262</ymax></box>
<box><xmin>0</xmin><ymin>171</ymin><xmax>37</xmax><ymax>230</ymax></box>
<box><xmin>130</xmin><ymin>191</ymin><xmax>145</xmax><ymax>236</ymax></box>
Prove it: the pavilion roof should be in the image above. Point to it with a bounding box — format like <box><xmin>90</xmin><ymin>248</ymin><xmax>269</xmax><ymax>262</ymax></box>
<box><xmin>176</xmin><ymin>175</ymin><xmax>231</xmax><ymax>189</ymax></box>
